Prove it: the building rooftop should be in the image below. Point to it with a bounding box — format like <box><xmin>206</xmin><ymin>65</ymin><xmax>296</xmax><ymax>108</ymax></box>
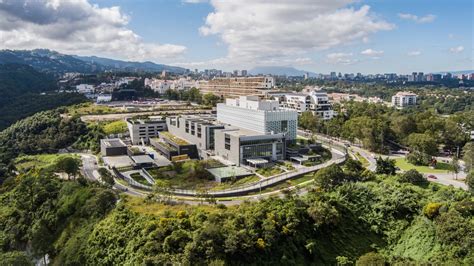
<box><xmin>159</xmin><ymin>131</ymin><xmax>190</xmax><ymax>145</ymax></box>
<box><xmin>101</xmin><ymin>138</ymin><xmax>126</xmax><ymax>148</ymax></box>
<box><xmin>131</xmin><ymin>155</ymin><xmax>155</xmax><ymax>165</ymax></box>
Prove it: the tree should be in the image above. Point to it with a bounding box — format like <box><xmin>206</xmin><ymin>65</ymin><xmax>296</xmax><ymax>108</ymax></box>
<box><xmin>466</xmin><ymin>171</ymin><xmax>474</xmax><ymax>193</ymax></box>
<box><xmin>56</xmin><ymin>156</ymin><xmax>81</xmax><ymax>179</ymax></box>
<box><xmin>299</xmin><ymin>111</ymin><xmax>318</xmax><ymax>131</ymax></box>
<box><xmin>202</xmin><ymin>93</ymin><xmax>220</xmax><ymax>107</ymax></box>
<box><xmin>343</xmin><ymin>158</ymin><xmax>364</xmax><ymax>181</ymax></box>
<box><xmin>314</xmin><ymin>164</ymin><xmax>347</xmax><ymax>190</ymax></box>
<box><xmin>98</xmin><ymin>167</ymin><xmax>115</xmax><ymax>188</ymax></box>
<box><xmin>450</xmin><ymin>156</ymin><xmax>461</xmax><ymax>180</ymax></box>
<box><xmin>356</xmin><ymin>252</ymin><xmax>385</xmax><ymax>266</ymax></box>
<box><xmin>399</xmin><ymin>169</ymin><xmax>427</xmax><ymax>185</ymax></box>
<box><xmin>462</xmin><ymin>142</ymin><xmax>474</xmax><ymax>172</ymax></box>
<box><xmin>407</xmin><ymin>133</ymin><xmax>438</xmax><ymax>156</ymax></box>
<box><xmin>375</xmin><ymin>157</ymin><xmax>396</xmax><ymax>175</ymax></box>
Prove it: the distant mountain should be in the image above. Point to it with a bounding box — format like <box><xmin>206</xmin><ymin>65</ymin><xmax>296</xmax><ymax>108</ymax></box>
<box><xmin>433</xmin><ymin>70</ymin><xmax>473</xmax><ymax>75</ymax></box>
<box><xmin>249</xmin><ymin>66</ymin><xmax>317</xmax><ymax>77</ymax></box>
<box><xmin>75</xmin><ymin>55</ymin><xmax>186</xmax><ymax>74</ymax></box>
<box><xmin>0</xmin><ymin>49</ymin><xmax>186</xmax><ymax>74</ymax></box>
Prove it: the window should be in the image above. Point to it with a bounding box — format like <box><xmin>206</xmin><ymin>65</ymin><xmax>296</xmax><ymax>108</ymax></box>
<box><xmin>281</xmin><ymin>120</ymin><xmax>288</xmax><ymax>132</ymax></box>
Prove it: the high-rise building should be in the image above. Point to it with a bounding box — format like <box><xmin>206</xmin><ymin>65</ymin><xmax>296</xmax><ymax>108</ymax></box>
<box><xmin>198</xmin><ymin>76</ymin><xmax>275</xmax><ymax>98</ymax></box>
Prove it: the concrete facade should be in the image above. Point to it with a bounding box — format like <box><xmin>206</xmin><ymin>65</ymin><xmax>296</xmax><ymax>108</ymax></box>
<box><xmin>100</xmin><ymin>138</ymin><xmax>128</xmax><ymax>156</ymax></box>
<box><xmin>127</xmin><ymin>118</ymin><xmax>167</xmax><ymax>145</ymax></box>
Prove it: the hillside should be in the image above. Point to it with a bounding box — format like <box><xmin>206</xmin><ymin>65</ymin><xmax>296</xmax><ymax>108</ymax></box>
<box><xmin>0</xmin><ymin>49</ymin><xmax>186</xmax><ymax>74</ymax></box>
<box><xmin>0</xmin><ymin>63</ymin><xmax>87</xmax><ymax>130</ymax></box>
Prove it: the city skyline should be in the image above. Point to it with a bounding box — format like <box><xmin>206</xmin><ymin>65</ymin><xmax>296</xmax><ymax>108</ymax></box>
<box><xmin>0</xmin><ymin>0</ymin><xmax>472</xmax><ymax>74</ymax></box>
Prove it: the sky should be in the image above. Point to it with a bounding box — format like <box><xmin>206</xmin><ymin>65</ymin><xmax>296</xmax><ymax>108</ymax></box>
<box><xmin>0</xmin><ymin>0</ymin><xmax>472</xmax><ymax>74</ymax></box>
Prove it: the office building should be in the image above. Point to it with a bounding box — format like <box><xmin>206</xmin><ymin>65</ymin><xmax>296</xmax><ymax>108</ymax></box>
<box><xmin>198</xmin><ymin>76</ymin><xmax>275</xmax><ymax>98</ymax></box>
<box><xmin>217</xmin><ymin>96</ymin><xmax>297</xmax><ymax>140</ymax></box>
<box><xmin>101</xmin><ymin>138</ymin><xmax>128</xmax><ymax>156</ymax></box>
<box><xmin>391</xmin><ymin>91</ymin><xmax>417</xmax><ymax>108</ymax></box>
<box><xmin>127</xmin><ymin>117</ymin><xmax>167</xmax><ymax>145</ymax></box>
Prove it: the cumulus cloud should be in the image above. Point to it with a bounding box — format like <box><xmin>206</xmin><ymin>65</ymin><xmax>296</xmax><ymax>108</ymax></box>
<box><xmin>449</xmin><ymin>46</ymin><xmax>464</xmax><ymax>53</ymax></box>
<box><xmin>398</xmin><ymin>13</ymin><xmax>436</xmax><ymax>24</ymax></box>
<box><xmin>360</xmin><ymin>49</ymin><xmax>383</xmax><ymax>56</ymax></box>
<box><xmin>195</xmin><ymin>0</ymin><xmax>393</xmax><ymax>67</ymax></box>
<box><xmin>326</xmin><ymin>52</ymin><xmax>358</xmax><ymax>65</ymax></box>
<box><xmin>407</xmin><ymin>51</ymin><xmax>421</xmax><ymax>56</ymax></box>
<box><xmin>0</xmin><ymin>0</ymin><xmax>186</xmax><ymax>61</ymax></box>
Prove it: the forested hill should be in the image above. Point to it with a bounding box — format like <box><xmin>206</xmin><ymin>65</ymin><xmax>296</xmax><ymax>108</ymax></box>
<box><xmin>0</xmin><ymin>63</ymin><xmax>87</xmax><ymax>130</ymax></box>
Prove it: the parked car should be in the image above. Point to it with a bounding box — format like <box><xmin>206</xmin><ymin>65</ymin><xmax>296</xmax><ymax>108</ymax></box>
<box><xmin>427</xmin><ymin>175</ymin><xmax>437</xmax><ymax>179</ymax></box>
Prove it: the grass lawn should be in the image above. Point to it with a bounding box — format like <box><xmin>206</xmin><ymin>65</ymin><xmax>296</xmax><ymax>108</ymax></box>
<box><xmin>353</xmin><ymin>151</ymin><xmax>370</xmax><ymax>167</ymax></box>
<box><xmin>101</xmin><ymin>120</ymin><xmax>127</xmax><ymax>135</ymax></box>
<box><xmin>130</xmin><ymin>172</ymin><xmax>151</xmax><ymax>185</ymax></box>
<box><xmin>14</xmin><ymin>154</ymin><xmax>80</xmax><ymax>173</ymax></box>
<box><xmin>394</xmin><ymin>158</ymin><xmax>453</xmax><ymax>174</ymax></box>
<box><xmin>256</xmin><ymin>167</ymin><xmax>284</xmax><ymax>177</ymax></box>
<box><xmin>146</xmin><ymin>161</ymin><xmax>216</xmax><ymax>190</ymax></box>
<box><xmin>210</xmin><ymin>175</ymin><xmax>261</xmax><ymax>191</ymax></box>
<box><xmin>67</xmin><ymin>103</ymin><xmax>118</xmax><ymax>116</ymax></box>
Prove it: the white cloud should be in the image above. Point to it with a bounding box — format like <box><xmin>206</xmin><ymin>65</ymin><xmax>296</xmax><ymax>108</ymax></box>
<box><xmin>449</xmin><ymin>46</ymin><xmax>464</xmax><ymax>53</ymax></box>
<box><xmin>360</xmin><ymin>48</ymin><xmax>383</xmax><ymax>56</ymax></box>
<box><xmin>407</xmin><ymin>51</ymin><xmax>421</xmax><ymax>56</ymax></box>
<box><xmin>326</xmin><ymin>52</ymin><xmax>358</xmax><ymax>65</ymax></box>
<box><xmin>197</xmin><ymin>0</ymin><xmax>393</xmax><ymax>67</ymax></box>
<box><xmin>0</xmin><ymin>0</ymin><xmax>186</xmax><ymax>61</ymax></box>
<box><xmin>398</xmin><ymin>13</ymin><xmax>436</xmax><ymax>24</ymax></box>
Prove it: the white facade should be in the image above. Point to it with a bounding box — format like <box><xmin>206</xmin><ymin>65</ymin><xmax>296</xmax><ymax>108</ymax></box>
<box><xmin>391</xmin><ymin>92</ymin><xmax>417</xmax><ymax>108</ymax></box>
<box><xmin>273</xmin><ymin>90</ymin><xmax>335</xmax><ymax>120</ymax></box>
<box><xmin>76</xmin><ymin>84</ymin><xmax>94</xmax><ymax>94</ymax></box>
<box><xmin>217</xmin><ymin>96</ymin><xmax>298</xmax><ymax>140</ymax></box>
<box><xmin>96</xmin><ymin>94</ymin><xmax>112</xmax><ymax>103</ymax></box>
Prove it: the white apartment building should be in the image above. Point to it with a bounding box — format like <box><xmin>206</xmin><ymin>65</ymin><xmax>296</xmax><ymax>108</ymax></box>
<box><xmin>391</xmin><ymin>91</ymin><xmax>417</xmax><ymax>108</ymax></box>
<box><xmin>76</xmin><ymin>84</ymin><xmax>94</xmax><ymax>94</ymax></box>
<box><xmin>216</xmin><ymin>96</ymin><xmax>298</xmax><ymax>140</ymax></box>
<box><xmin>144</xmin><ymin>78</ymin><xmax>172</xmax><ymax>94</ymax></box>
<box><xmin>271</xmin><ymin>89</ymin><xmax>335</xmax><ymax>120</ymax></box>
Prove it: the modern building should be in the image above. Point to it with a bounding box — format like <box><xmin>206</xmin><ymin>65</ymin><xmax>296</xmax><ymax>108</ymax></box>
<box><xmin>391</xmin><ymin>91</ymin><xmax>417</xmax><ymax>108</ymax></box>
<box><xmin>166</xmin><ymin>115</ymin><xmax>225</xmax><ymax>152</ymax></box>
<box><xmin>217</xmin><ymin>96</ymin><xmax>298</xmax><ymax>140</ymax></box>
<box><xmin>198</xmin><ymin>76</ymin><xmax>275</xmax><ymax>98</ymax></box>
<box><xmin>126</xmin><ymin>117</ymin><xmax>167</xmax><ymax>145</ymax></box>
<box><xmin>150</xmin><ymin>131</ymin><xmax>199</xmax><ymax>160</ymax></box>
<box><xmin>270</xmin><ymin>89</ymin><xmax>335</xmax><ymax>120</ymax></box>
<box><xmin>214</xmin><ymin>127</ymin><xmax>286</xmax><ymax>166</ymax></box>
<box><xmin>100</xmin><ymin>138</ymin><xmax>128</xmax><ymax>156</ymax></box>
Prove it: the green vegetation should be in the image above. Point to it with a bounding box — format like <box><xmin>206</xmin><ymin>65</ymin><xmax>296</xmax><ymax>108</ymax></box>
<box><xmin>67</xmin><ymin>102</ymin><xmax>117</xmax><ymax>116</ymax></box>
<box><xmin>14</xmin><ymin>154</ymin><xmax>79</xmax><ymax>173</ymax></box>
<box><xmin>0</xmin><ymin>63</ymin><xmax>87</xmax><ymax>130</ymax></box>
<box><xmin>256</xmin><ymin>166</ymin><xmax>284</xmax><ymax>177</ymax></box>
<box><xmin>395</xmin><ymin>157</ymin><xmax>452</xmax><ymax>173</ymax></box>
<box><xmin>101</xmin><ymin>120</ymin><xmax>127</xmax><ymax>135</ymax></box>
<box><xmin>160</xmin><ymin>131</ymin><xmax>189</xmax><ymax>145</ymax></box>
<box><xmin>146</xmin><ymin>160</ymin><xmax>214</xmax><ymax>190</ymax></box>
<box><xmin>211</xmin><ymin>175</ymin><xmax>261</xmax><ymax>191</ymax></box>
<box><xmin>130</xmin><ymin>172</ymin><xmax>151</xmax><ymax>185</ymax></box>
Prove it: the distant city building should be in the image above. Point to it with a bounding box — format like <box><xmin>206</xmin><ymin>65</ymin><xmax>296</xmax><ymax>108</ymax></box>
<box><xmin>304</xmin><ymin>72</ymin><xmax>309</xmax><ymax>80</ymax></box>
<box><xmin>76</xmin><ymin>84</ymin><xmax>94</xmax><ymax>94</ymax></box>
<box><xmin>391</xmin><ymin>91</ymin><xmax>417</xmax><ymax>108</ymax></box>
<box><xmin>270</xmin><ymin>89</ymin><xmax>335</xmax><ymax>120</ymax></box>
<box><xmin>127</xmin><ymin>117</ymin><xmax>167</xmax><ymax>145</ymax></box>
<box><xmin>198</xmin><ymin>76</ymin><xmax>275</xmax><ymax>98</ymax></box>
<box><xmin>96</xmin><ymin>94</ymin><xmax>112</xmax><ymax>103</ymax></box>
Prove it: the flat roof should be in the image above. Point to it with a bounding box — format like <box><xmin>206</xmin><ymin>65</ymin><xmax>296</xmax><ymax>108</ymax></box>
<box><xmin>101</xmin><ymin>138</ymin><xmax>126</xmax><ymax>148</ymax></box>
<box><xmin>207</xmin><ymin>166</ymin><xmax>253</xmax><ymax>179</ymax></box>
<box><xmin>246</xmin><ymin>158</ymin><xmax>269</xmax><ymax>165</ymax></box>
<box><xmin>103</xmin><ymin>156</ymin><xmax>134</xmax><ymax>168</ymax></box>
<box><xmin>131</xmin><ymin>155</ymin><xmax>155</xmax><ymax>164</ymax></box>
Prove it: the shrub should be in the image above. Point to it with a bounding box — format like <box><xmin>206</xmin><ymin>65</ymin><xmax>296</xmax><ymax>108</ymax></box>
<box><xmin>400</xmin><ymin>169</ymin><xmax>427</xmax><ymax>185</ymax></box>
<box><xmin>356</xmin><ymin>252</ymin><xmax>385</xmax><ymax>266</ymax></box>
<box><xmin>423</xmin><ymin>202</ymin><xmax>442</xmax><ymax>219</ymax></box>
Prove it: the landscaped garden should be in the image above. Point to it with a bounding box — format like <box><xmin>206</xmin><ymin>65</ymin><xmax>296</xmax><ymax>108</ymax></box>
<box><xmin>130</xmin><ymin>172</ymin><xmax>151</xmax><ymax>185</ymax></box>
<box><xmin>394</xmin><ymin>157</ymin><xmax>453</xmax><ymax>174</ymax></box>
<box><xmin>256</xmin><ymin>166</ymin><xmax>284</xmax><ymax>177</ymax></box>
<box><xmin>14</xmin><ymin>154</ymin><xmax>80</xmax><ymax>173</ymax></box>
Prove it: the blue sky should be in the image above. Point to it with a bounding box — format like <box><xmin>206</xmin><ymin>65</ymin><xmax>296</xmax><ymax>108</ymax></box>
<box><xmin>1</xmin><ymin>0</ymin><xmax>472</xmax><ymax>74</ymax></box>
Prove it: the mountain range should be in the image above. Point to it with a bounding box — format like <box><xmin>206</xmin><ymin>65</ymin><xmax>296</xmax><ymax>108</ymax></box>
<box><xmin>0</xmin><ymin>49</ymin><xmax>187</xmax><ymax>75</ymax></box>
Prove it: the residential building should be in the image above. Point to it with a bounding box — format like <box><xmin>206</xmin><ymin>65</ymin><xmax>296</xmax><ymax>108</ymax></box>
<box><xmin>76</xmin><ymin>84</ymin><xmax>94</xmax><ymax>94</ymax></box>
<box><xmin>216</xmin><ymin>96</ymin><xmax>298</xmax><ymax>140</ymax></box>
<box><xmin>144</xmin><ymin>78</ymin><xmax>172</xmax><ymax>94</ymax></box>
<box><xmin>198</xmin><ymin>76</ymin><xmax>275</xmax><ymax>98</ymax></box>
<box><xmin>127</xmin><ymin>117</ymin><xmax>167</xmax><ymax>145</ymax></box>
<box><xmin>391</xmin><ymin>91</ymin><xmax>417</xmax><ymax>108</ymax></box>
<box><xmin>96</xmin><ymin>94</ymin><xmax>112</xmax><ymax>103</ymax></box>
<box><xmin>271</xmin><ymin>89</ymin><xmax>335</xmax><ymax>120</ymax></box>
<box><xmin>100</xmin><ymin>138</ymin><xmax>128</xmax><ymax>156</ymax></box>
